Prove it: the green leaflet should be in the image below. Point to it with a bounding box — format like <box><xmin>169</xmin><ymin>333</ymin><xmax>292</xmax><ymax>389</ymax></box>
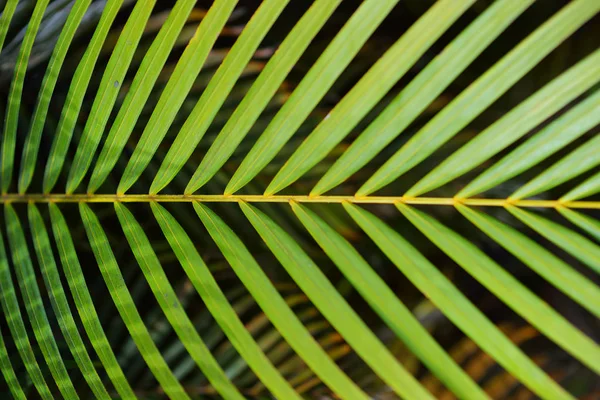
<box><xmin>562</xmin><ymin>170</ymin><xmax>600</xmax><ymax>202</ymax></box>
<box><xmin>408</xmin><ymin>49</ymin><xmax>600</xmax><ymax>197</ymax></box>
<box><xmin>343</xmin><ymin>203</ymin><xmax>574</xmax><ymax>400</ymax></box>
<box><xmin>43</xmin><ymin>0</ymin><xmax>123</xmax><ymax>193</ymax></box>
<box><xmin>18</xmin><ymin>0</ymin><xmax>92</xmax><ymax>194</ymax></box>
<box><xmin>225</xmin><ymin>0</ymin><xmax>400</xmax><ymax>195</ymax></box>
<box><xmin>0</xmin><ymin>229</ymin><xmax>32</xmax><ymax>400</ymax></box>
<box><xmin>510</xmin><ymin>135</ymin><xmax>600</xmax><ymax>200</ymax></box>
<box><xmin>506</xmin><ymin>206</ymin><xmax>600</xmax><ymax>274</ymax></box>
<box><xmin>117</xmin><ymin>0</ymin><xmax>238</xmax><ymax>194</ymax></box>
<box><xmin>459</xmin><ymin>89</ymin><xmax>600</xmax><ymax>198</ymax></box>
<box><xmin>457</xmin><ymin>205</ymin><xmax>600</xmax><ymax>318</ymax></box>
<box><xmin>88</xmin><ymin>0</ymin><xmax>197</xmax><ymax>193</ymax></box>
<box><xmin>150</xmin><ymin>0</ymin><xmax>290</xmax><ymax>194</ymax></box>
<box><xmin>312</xmin><ymin>0</ymin><xmax>534</xmax><ymax>196</ymax></box>
<box><xmin>48</xmin><ymin>203</ymin><xmax>136</xmax><ymax>399</ymax></box>
<box><xmin>114</xmin><ymin>203</ymin><xmax>244</xmax><ymax>400</ymax></box>
<box><xmin>5</xmin><ymin>204</ymin><xmax>80</xmax><ymax>399</ymax></box>
<box><xmin>28</xmin><ymin>203</ymin><xmax>111</xmax><ymax>398</ymax></box>
<box><xmin>66</xmin><ymin>0</ymin><xmax>156</xmax><ymax>194</ymax></box>
<box><xmin>557</xmin><ymin>207</ymin><xmax>600</xmax><ymax>242</ymax></box>
<box><xmin>150</xmin><ymin>202</ymin><xmax>301</xmax><ymax>400</ymax></box>
<box><xmin>79</xmin><ymin>203</ymin><xmax>189</xmax><ymax>399</ymax></box>
<box><xmin>1</xmin><ymin>0</ymin><xmax>50</xmax><ymax>194</ymax></box>
<box><xmin>265</xmin><ymin>0</ymin><xmax>475</xmax><ymax>195</ymax></box>
<box><xmin>290</xmin><ymin>202</ymin><xmax>488</xmax><ymax>400</ymax></box>
<box><xmin>399</xmin><ymin>204</ymin><xmax>600</xmax><ymax>374</ymax></box>
<box><xmin>238</xmin><ymin>202</ymin><xmax>433</xmax><ymax>399</ymax></box>
<box><xmin>0</xmin><ymin>323</ymin><xmax>25</xmax><ymax>400</ymax></box>
<box><xmin>185</xmin><ymin>0</ymin><xmax>341</xmax><ymax>194</ymax></box>
<box><xmin>358</xmin><ymin>0</ymin><xmax>600</xmax><ymax>196</ymax></box>
<box><xmin>0</xmin><ymin>1</ymin><xmax>18</xmax><ymax>52</ymax></box>
<box><xmin>195</xmin><ymin>202</ymin><xmax>370</xmax><ymax>400</ymax></box>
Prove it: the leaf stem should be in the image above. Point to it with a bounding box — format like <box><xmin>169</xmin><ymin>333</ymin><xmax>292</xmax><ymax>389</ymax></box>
<box><xmin>0</xmin><ymin>194</ymin><xmax>597</xmax><ymax>208</ymax></box>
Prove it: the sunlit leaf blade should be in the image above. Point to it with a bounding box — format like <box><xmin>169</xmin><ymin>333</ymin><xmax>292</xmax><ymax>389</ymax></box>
<box><xmin>185</xmin><ymin>0</ymin><xmax>341</xmax><ymax>195</ymax></box>
<box><xmin>343</xmin><ymin>203</ymin><xmax>574</xmax><ymax>400</ymax></box>
<box><xmin>150</xmin><ymin>202</ymin><xmax>301</xmax><ymax>400</ymax></box>
<box><xmin>358</xmin><ymin>0</ymin><xmax>600</xmax><ymax>196</ymax></box>
<box><xmin>312</xmin><ymin>0</ymin><xmax>533</xmax><ymax>196</ymax></box>
<box><xmin>0</xmin><ymin>0</ymin><xmax>19</xmax><ymax>53</ymax></box>
<box><xmin>79</xmin><ymin>203</ymin><xmax>189</xmax><ymax>399</ymax></box>
<box><xmin>399</xmin><ymin>203</ymin><xmax>600</xmax><ymax>374</ymax></box>
<box><xmin>289</xmin><ymin>202</ymin><xmax>488</xmax><ymax>400</ymax></box>
<box><xmin>117</xmin><ymin>0</ymin><xmax>237</xmax><ymax>194</ymax></box>
<box><xmin>151</xmin><ymin>0</ymin><xmax>289</xmax><ymax>195</ymax></box>
<box><xmin>456</xmin><ymin>204</ymin><xmax>600</xmax><ymax>318</ymax></box>
<box><xmin>459</xmin><ymin>89</ymin><xmax>600</xmax><ymax>198</ymax></box>
<box><xmin>66</xmin><ymin>0</ymin><xmax>155</xmax><ymax>194</ymax></box>
<box><xmin>557</xmin><ymin>207</ymin><xmax>600</xmax><ymax>242</ymax></box>
<box><xmin>88</xmin><ymin>0</ymin><xmax>197</xmax><ymax>194</ymax></box>
<box><xmin>562</xmin><ymin>170</ymin><xmax>600</xmax><ymax>202</ymax></box>
<box><xmin>43</xmin><ymin>0</ymin><xmax>123</xmax><ymax>193</ymax></box>
<box><xmin>506</xmin><ymin>206</ymin><xmax>600</xmax><ymax>274</ymax></box>
<box><xmin>194</xmin><ymin>202</ymin><xmax>369</xmax><ymax>400</ymax></box>
<box><xmin>1</xmin><ymin>0</ymin><xmax>50</xmax><ymax>194</ymax></box>
<box><xmin>0</xmin><ymin>226</ymin><xmax>47</xmax><ymax>399</ymax></box>
<box><xmin>238</xmin><ymin>202</ymin><xmax>433</xmax><ymax>399</ymax></box>
<box><xmin>48</xmin><ymin>203</ymin><xmax>136</xmax><ymax>399</ymax></box>
<box><xmin>114</xmin><ymin>203</ymin><xmax>244</xmax><ymax>400</ymax></box>
<box><xmin>510</xmin><ymin>135</ymin><xmax>600</xmax><ymax>200</ymax></box>
<box><xmin>225</xmin><ymin>0</ymin><xmax>400</xmax><ymax>195</ymax></box>
<box><xmin>28</xmin><ymin>203</ymin><xmax>111</xmax><ymax>398</ymax></box>
<box><xmin>18</xmin><ymin>0</ymin><xmax>92</xmax><ymax>194</ymax></box>
<box><xmin>265</xmin><ymin>0</ymin><xmax>474</xmax><ymax>195</ymax></box>
<box><xmin>0</xmin><ymin>322</ymin><xmax>25</xmax><ymax>400</ymax></box>
<box><xmin>4</xmin><ymin>204</ymin><xmax>80</xmax><ymax>399</ymax></box>
<box><xmin>408</xmin><ymin>50</ymin><xmax>600</xmax><ymax>197</ymax></box>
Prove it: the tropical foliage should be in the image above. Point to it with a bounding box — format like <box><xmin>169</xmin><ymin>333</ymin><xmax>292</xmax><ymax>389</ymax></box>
<box><xmin>0</xmin><ymin>0</ymin><xmax>599</xmax><ymax>398</ymax></box>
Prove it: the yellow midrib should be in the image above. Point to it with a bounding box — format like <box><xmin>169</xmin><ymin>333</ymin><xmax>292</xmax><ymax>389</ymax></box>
<box><xmin>0</xmin><ymin>193</ymin><xmax>598</xmax><ymax>209</ymax></box>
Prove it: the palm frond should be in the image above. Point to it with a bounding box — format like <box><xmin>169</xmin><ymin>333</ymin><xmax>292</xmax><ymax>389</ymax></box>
<box><xmin>0</xmin><ymin>0</ymin><xmax>598</xmax><ymax>398</ymax></box>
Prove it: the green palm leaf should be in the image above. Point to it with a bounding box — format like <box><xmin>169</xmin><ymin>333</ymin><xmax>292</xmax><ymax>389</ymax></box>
<box><xmin>0</xmin><ymin>215</ymin><xmax>51</xmax><ymax>399</ymax></box>
<box><xmin>5</xmin><ymin>204</ymin><xmax>79</xmax><ymax>399</ymax></box>
<box><xmin>558</xmin><ymin>207</ymin><xmax>600</xmax><ymax>242</ymax></box>
<box><xmin>397</xmin><ymin>203</ymin><xmax>599</xmax><ymax>374</ymax></box>
<box><xmin>196</xmin><ymin>201</ymin><xmax>369</xmax><ymax>399</ymax></box>
<box><xmin>151</xmin><ymin>202</ymin><xmax>300</xmax><ymax>400</ymax></box>
<box><xmin>43</xmin><ymin>0</ymin><xmax>124</xmax><ymax>193</ymax></box>
<box><xmin>312</xmin><ymin>0</ymin><xmax>534</xmax><ymax>196</ymax></box>
<box><xmin>48</xmin><ymin>203</ymin><xmax>136</xmax><ymax>399</ymax></box>
<box><xmin>18</xmin><ymin>0</ymin><xmax>91</xmax><ymax>194</ymax></box>
<box><xmin>225</xmin><ymin>0</ymin><xmax>400</xmax><ymax>195</ymax></box>
<box><xmin>507</xmin><ymin>206</ymin><xmax>600</xmax><ymax>274</ymax></box>
<box><xmin>343</xmin><ymin>202</ymin><xmax>574</xmax><ymax>400</ymax></box>
<box><xmin>238</xmin><ymin>201</ymin><xmax>431</xmax><ymax>399</ymax></box>
<box><xmin>80</xmin><ymin>203</ymin><xmax>189</xmax><ymax>399</ymax></box>
<box><xmin>1</xmin><ymin>0</ymin><xmax>50</xmax><ymax>194</ymax></box>
<box><xmin>28</xmin><ymin>203</ymin><xmax>110</xmax><ymax>399</ymax></box>
<box><xmin>0</xmin><ymin>1</ymin><xmax>598</xmax><ymax>398</ymax></box>
<box><xmin>118</xmin><ymin>0</ymin><xmax>237</xmax><ymax>194</ymax></box>
<box><xmin>115</xmin><ymin>202</ymin><xmax>244</xmax><ymax>399</ymax></box>
<box><xmin>358</xmin><ymin>0</ymin><xmax>599</xmax><ymax>196</ymax></box>
<box><xmin>66</xmin><ymin>0</ymin><xmax>156</xmax><ymax>194</ymax></box>
<box><xmin>185</xmin><ymin>0</ymin><xmax>341</xmax><ymax>195</ymax></box>
<box><xmin>289</xmin><ymin>201</ymin><xmax>487</xmax><ymax>399</ymax></box>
